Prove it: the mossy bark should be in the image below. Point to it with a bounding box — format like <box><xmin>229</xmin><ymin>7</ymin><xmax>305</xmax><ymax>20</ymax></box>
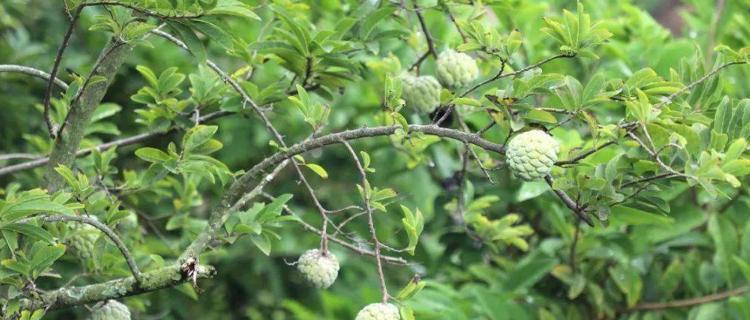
<box><xmin>22</xmin><ymin>264</ymin><xmax>215</xmax><ymax>310</ymax></box>
<box><xmin>44</xmin><ymin>38</ymin><xmax>134</xmax><ymax>191</ymax></box>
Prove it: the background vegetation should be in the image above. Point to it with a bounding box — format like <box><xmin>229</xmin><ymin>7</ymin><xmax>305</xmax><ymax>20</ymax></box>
<box><xmin>2</xmin><ymin>0</ymin><xmax>750</xmax><ymax>319</ymax></box>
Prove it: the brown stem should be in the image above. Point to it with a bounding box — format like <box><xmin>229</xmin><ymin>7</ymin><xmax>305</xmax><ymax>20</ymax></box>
<box><xmin>628</xmin><ymin>286</ymin><xmax>748</xmax><ymax>311</ymax></box>
<box><xmin>42</xmin><ymin>5</ymin><xmax>83</xmax><ymax>139</ymax></box>
<box><xmin>342</xmin><ymin>140</ymin><xmax>390</xmax><ymax>303</ymax></box>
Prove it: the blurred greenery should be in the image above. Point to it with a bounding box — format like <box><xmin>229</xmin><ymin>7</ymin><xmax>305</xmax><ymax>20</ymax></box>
<box><xmin>1</xmin><ymin>0</ymin><xmax>750</xmax><ymax>319</ymax></box>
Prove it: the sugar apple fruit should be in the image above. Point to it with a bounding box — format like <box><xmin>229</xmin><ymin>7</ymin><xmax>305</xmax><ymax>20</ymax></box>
<box><xmin>401</xmin><ymin>74</ymin><xmax>441</xmax><ymax>113</ymax></box>
<box><xmin>506</xmin><ymin>129</ymin><xmax>560</xmax><ymax>181</ymax></box>
<box><xmin>355</xmin><ymin>303</ymin><xmax>400</xmax><ymax>320</ymax></box>
<box><xmin>67</xmin><ymin>224</ymin><xmax>99</xmax><ymax>260</ymax></box>
<box><xmin>297</xmin><ymin>249</ymin><xmax>339</xmax><ymax>288</ymax></box>
<box><xmin>90</xmin><ymin>300</ymin><xmax>131</xmax><ymax>320</ymax></box>
<box><xmin>436</xmin><ymin>49</ymin><xmax>479</xmax><ymax>89</ymax></box>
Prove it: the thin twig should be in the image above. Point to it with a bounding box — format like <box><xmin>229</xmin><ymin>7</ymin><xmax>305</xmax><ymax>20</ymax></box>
<box><xmin>654</xmin><ymin>61</ymin><xmax>746</xmax><ymax>110</ymax></box>
<box><xmin>265</xmin><ymin>194</ymin><xmax>407</xmax><ymax>265</ymax></box>
<box><xmin>461</xmin><ymin>53</ymin><xmax>571</xmax><ymax>97</ymax></box>
<box><xmin>0</xmin><ymin>153</ymin><xmax>41</xmax><ymax>161</ymax></box>
<box><xmin>444</xmin><ymin>4</ymin><xmax>467</xmax><ymax>43</ymax></box>
<box><xmin>0</xmin><ymin>111</ymin><xmax>231</xmax><ymax>177</ymax></box>
<box><xmin>408</xmin><ymin>3</ymin><xmax>437</xmax><ymax>71</ymax></box>
<box><xmin>341</xmin><ymin>140</ymin><xmax>390</xmax><ymax>303</ymax></box>
<box><xmin>544</xmin><ymin>175</ymin><xmax>594</xmax><ymax>226</ymax></box>
<box><xmin>628</xmin><ymin>286</ymin><xmax>748</xmax><ymax>311</ymax></box>
<box><xmin>0</xmin><ymin>64</ymin><xmax>69</xmax><ymax>90</ymax></box>
<box><xmin>556</xmin><ymin>141</ymin><xmax>616</xmax><ymax>166</ymax></box>
<box><xmin>42</xmin><ymin>5</ymin><xmax>83</xmax><ymax>138</ymax></box>
<box><xmin>24</xmin><ymin>214</ymin><xmax>142</xmax><ymax>284</ymax></box>
<box><xmin>81</xmin><ymin>1</ymin><xmax>204</xmax><ymax>19</ymax></box>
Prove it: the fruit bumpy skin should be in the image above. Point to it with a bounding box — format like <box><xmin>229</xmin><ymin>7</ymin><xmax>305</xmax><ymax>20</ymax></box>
<box><xmin>506</xmin><ymin>130</ymin><xmax>560</xmax><ymax>181</ymax></box>
<box><xmin>436</xmin><ymin>49</ymin><xmax>479</xmax><ymax>89</ymax></box>
<box><xmin>297</xmin><ymin>249</ymin><xmax>339</xmax><ymax>288</ymax></box>
<box><xmin>355</xmin><ymin>303</ymin><xmax>400</xmax><ymax>320</ymax></box>
<box><xmin>400</xmin><ymin>74</ymin><xmax>442</xmax><ymax>113</ymax></box>
<box><xmin>90</xmin><ymin>300</ymin><xmax>131</xmax><ymax>320</ymax></box>
<box><xmin>68</xmin><ymin>224</ymin><xmax>99</xmax><ymax>260</ymax></box>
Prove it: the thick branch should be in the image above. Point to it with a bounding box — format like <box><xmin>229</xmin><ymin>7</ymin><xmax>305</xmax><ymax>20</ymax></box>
<box><xmin>0</xmin><ymin>64</ymin><xmax>69</xmax><ymax>90</ymax></box>
<box><xmin>21</xmin><ymin>264</ymin><xmax>215</xmax><ymax>310</ymax></box>
<box><xmin>44</xmin><ymin>37</ymin><xmax>134</xmax><ymax>191</ymax></box>
<box><xmin>179</xmin><ymin>160</ymin><xmax>289</xmax><ymax>261</ymax></box>
<box><xmin>242</xmin><ymin>125</ymin><xmax>505</xmax><ymax>185</ymax></box>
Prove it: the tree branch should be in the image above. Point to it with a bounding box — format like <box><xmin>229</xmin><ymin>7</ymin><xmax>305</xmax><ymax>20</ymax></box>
<box><xmin>42</xmin><ymin>5</ymin><xmax>83</xmax><ymax>138</ymax></box>
<box><xmin>628</xmin><ymin>286</ymin><xmax>748</xmax><ymax>311</ymax></box>
<box><xmin>0</xmin><ymin>64</ymin><xmax>69</xmax><ymax>90</ymax></box>
<box><xmin>556</xmin><ymin>140</ymin><xmax>617</xmax><ymax>166</ymax></box>
<box><xmin>544</xmin><ymin>175</ymin><xmax>594</xmax><ymax>226</ymax></box>
<box><xmin>0</xmin><ymin>111</ymin><xmax>231</xmax><ymax>177</ymax></box>
<box><xmin>267</xmin><ymin>194</ymin><xmax>407</xmax><ymax>265</ymax></box>
<box><xmin>25</xmin><ymin>215</ymin><xmax>142</xmax><ymax>284</ymax></box>
<box><xmin>461</xmin><ymin>53</ymin><xmax>571</xmax><ymax>97</ymax></box>
<box><xmin>341</xmin><ymin>140</ymin><xmax>390</xmax><ymax>303</ymax></box>
<box><xmin>242</xmin><ymin>124</ymin><xmax>505</xmax><ymax>186</ymax></box>
<box><xmin>21</xmin><ymin>264</ymin><xmax>215</xmax><ymax>310</ymax></box>
<box><xmin>179</xmin><ymin>159</ymin><xmax>289</xmax><ymax>261</ymax></box>
<box><xmin>44</xmin><ymin>36</ymin><xmax>134</xmax><ymax>192</ymax></box>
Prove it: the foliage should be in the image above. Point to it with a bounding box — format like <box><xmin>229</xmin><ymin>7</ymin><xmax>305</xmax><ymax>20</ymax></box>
<box><xmin>1</xmin><ymin>0</ymin><xmax>750</xmax><ymax>319</ymax></box>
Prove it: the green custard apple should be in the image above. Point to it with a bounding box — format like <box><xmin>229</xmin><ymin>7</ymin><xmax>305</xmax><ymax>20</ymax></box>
<box><xmin>297</xmin><ymin>249</ymin><xmax>339</xmax><ymax>288</ymax></box>
<box><xmin>90</xmin><ymin>300</ymin><xmax>131</xmax><ymax>320</ymax></box>
<box><xmin>400</xmin><ymin>74</ymin><xmax>442</xmax><ymax>113</ymax></box>
<box><xmin>355</xmin><ymin>303</ymin><xmax>400</xmax><ymax>320</ymax></box>
<box><xmin>67</xmin><ymin>223</ymin><xmax>100</xmax><ymax>260</ymax></box>
<box><xmin>506</xmin><ymin>129</ymin><xmax>560</xmax><ymax>181</ymax></box>
<box><xmin>436</xmin><ymin>49</ymin><xmax>479</xmax><ymax>89</ymax></box>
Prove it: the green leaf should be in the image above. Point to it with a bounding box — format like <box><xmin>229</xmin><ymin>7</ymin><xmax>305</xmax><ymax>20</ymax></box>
<box><xmin>733</xmin><ymin>256</ymin><xmax>750</xmax><ymax>283</ymax></box>
<box><xmin>183</xmin><ymin>125</ymin><xmax>218</xmax><ymax>153</ymax></box>
<box><xmin>609</xmin><ymin>263</ymin><xmax>642</xmax><ymax>307</ymax></box>
<box><xmin>1</xmin><ymin>223</ymin><xmax>53</xmax><ymax>243</ymax></box>
<box><xmin>250</xmin><ymin>234</ymin><xmax>271</xmax><ymax>255</ymax></box>
<box><xmin>610</xmin><ymin>205</ymin><xmax>674</xmax><ymax>226</ymax></box>
<box><xmin>503</xmin><ymin>251</ymin><xmax>558</xmax><ymax>292</ymax></box>
<box><xmin>167</xmin><ymin>21</ymin><xmax>207</xmax><ymax>62</ymax></box>
<box><xmin>401</xmin><ymin>205</ymin><xmax>424</xmax><ymax>255</ymax></box>
<box><xmin>208</xmin><ymin>0</ymin><xmax>261</xmax><ymax>20</ymax></box>
<box><xmin>135</xmin><ymin>147</ymin><xmax>171</xmax><ymax>163</ymax></box>
<box><xmin>303</xmin><ymin>163</ymin><xmax>328</xmax><ymax>179</ymax></box>
<box><xmin>29</xmin><ymin>243</ymin><xmax>66</xmax><ymax>278</ymax></box>
<box><xmin>709</xmin><ymin>215</ymin><xmax>738</xmax><ymax>286</ymax></box>
<box><xmin>523</xmin><ymin>109</ymin><xmax>557</xmax><ymax>124</ymax></box>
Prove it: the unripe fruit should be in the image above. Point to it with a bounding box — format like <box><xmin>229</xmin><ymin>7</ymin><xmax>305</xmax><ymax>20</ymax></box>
<box><xmin>297</xmin><ymin>249</ymin><xmax>339</xmax><ymax>288</ymax></box>
<box><xmin>401</xmin><ymin>74</ymin><xmax>441</xmax><ymax>113</ymax></box>
<box><xmin>118</xmin><ymin>212</ymin><xmax>139</xmax><ymax>230</ymax></box>
<box><xmin>90</xmin><ymin>300</ymin><xmax>131</xmax><ymax>320</ymax></box>
<box><xmin>436</xmin><ymin>49</ymin><xmax>479</xmax><ymax>89</ymax></box>
<box><xmin>355</xmin><ymin>303</ymin><xmax>400</xmax><ymax>320</ymax></box>
<box><xmin>68</xmin><ymin>224</ymin><xmax>99</xmax><ymax>260</ymax></box>
<box><xmin>506</xmin><ymin>129</ymin><xmax>560</xmax><ymax>181</ymax></box>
